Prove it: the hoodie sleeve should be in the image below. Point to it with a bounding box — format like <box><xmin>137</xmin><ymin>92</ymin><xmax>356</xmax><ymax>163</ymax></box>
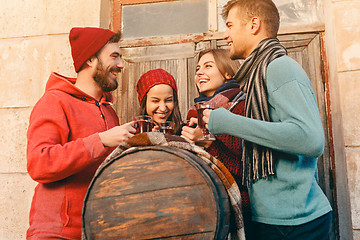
<box><xmin>26</xmin><ymin>92</ymin><xmax>109</xmax><ymax>183</ymax></box>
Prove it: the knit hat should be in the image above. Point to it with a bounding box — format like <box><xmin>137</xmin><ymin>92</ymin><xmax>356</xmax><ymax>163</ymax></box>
<box><xmin>69</xmin><ymin>27</ymin><xmax>115</xmax><ymax>72</ymax></box>
<box><xmin>136</xmin><ymin>69</ymin><xmax>178</xmax><ymax>103</ymax></box>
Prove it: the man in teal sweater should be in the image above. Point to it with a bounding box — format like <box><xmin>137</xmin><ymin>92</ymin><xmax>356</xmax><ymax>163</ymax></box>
<box><xmin>202</xmin><ymin>0</ymin><xmax>332</xmax><ymax>239</ymax></box>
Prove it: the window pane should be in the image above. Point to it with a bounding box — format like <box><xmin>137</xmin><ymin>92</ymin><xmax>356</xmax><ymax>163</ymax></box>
<box><xmin>276</xmin><ymin>0</ymin><xmax>323</xmax><ymax>27</ymax></box>
<box><xmin>122</xmin><ymin>0</ymin><xmax>208</xmax><ymax>39</ymax></box>
<box><xmin>217</xmin><ymin>0</ymin><xmax>323</xmax><ymax>32</ymax></box>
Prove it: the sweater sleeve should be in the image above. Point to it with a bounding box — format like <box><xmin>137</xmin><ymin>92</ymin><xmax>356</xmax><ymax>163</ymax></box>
<box><xmin>209</xmin><ymin>58</ymin><xmax>325</xmax><ymax>158</ymax></box>
<box><xmin>208</xmin><ymin>101</ymin><xmax>244</xmax><ymax>157</ymax></box>
<box><xmin>27</xmin><ymin>93</ymin><xmax>108</xmax><ymax>183</ymax></box>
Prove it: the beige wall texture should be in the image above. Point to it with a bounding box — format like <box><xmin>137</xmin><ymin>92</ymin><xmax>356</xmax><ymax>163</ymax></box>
<box><xmin>0</xmin><ymin>0</ymin><xmax>359</xmax><ymax>239</ymax></box>
<box><xmin>0</xmin><ymin>0</ymin><xmax>108</xmax><ymax>239</ymax></box>
<box><xmin>329</xmin><ymin>0</ymin><xmax>360</xmax><ymax>239</ymax></box>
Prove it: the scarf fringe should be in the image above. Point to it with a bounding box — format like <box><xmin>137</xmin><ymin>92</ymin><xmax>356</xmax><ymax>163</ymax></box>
<box><xmin>235</xmin><ymin>38</ymin><xmax>287</xmax><ymax>184</ymax></box>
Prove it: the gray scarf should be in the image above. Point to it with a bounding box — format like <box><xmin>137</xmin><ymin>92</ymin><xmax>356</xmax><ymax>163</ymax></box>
<box><xmin>233</xmin><ymin>38</ymin><xmax>287</xmax><ymax>183</ymax></box>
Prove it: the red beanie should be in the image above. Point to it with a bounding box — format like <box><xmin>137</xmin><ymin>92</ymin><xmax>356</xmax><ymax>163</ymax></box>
<box><xmin>69</xmin><ymin>27</ymin><xmax>115</xmax><ymax>72</ymax></box>
<box><xmin>136</xmin><ymin>69</ymin><xmax>178</xmax><ymax>104</ymax></box>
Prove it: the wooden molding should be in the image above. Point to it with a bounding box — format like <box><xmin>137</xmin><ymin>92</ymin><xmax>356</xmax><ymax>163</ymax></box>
<box><xmin>120</xmin><ymin>0</ymin><xmax>171</xmax><ymax>5</ymax></box>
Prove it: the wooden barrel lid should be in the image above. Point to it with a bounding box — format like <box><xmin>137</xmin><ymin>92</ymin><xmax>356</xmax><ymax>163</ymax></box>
<box><xmin>82</xmin><ymin>146</ymin><xmax>230</xmax><ymax>239</ymax></box>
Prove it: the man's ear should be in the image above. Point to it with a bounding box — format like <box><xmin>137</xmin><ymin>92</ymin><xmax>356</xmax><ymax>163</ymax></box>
<box><xmin>250</xmin><ymin>17</ymin><xmax>261</xmax><ymax>35</ymax></box>
<box><xmin>86</xmin><ymin>56</ymin><xmax>98</xmax><ymax>68</ymax></box>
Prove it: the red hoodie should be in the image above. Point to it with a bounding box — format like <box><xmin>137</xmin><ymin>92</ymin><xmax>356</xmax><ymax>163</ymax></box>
<box><xmin>26</xmin><ymin>72</ymin><xmax>119</xmax><ymax>239</ymax></box>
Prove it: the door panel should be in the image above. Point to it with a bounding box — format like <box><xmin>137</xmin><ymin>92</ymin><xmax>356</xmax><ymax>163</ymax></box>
<box><xmin>113</xmin><ymin>42</ymin><xmax>198</xmax><ymax>122</ymax></box>
<box><xmin>114</xmin><ymin>32</ymin><xmax>336</xmax><ymax>239</ymax></box>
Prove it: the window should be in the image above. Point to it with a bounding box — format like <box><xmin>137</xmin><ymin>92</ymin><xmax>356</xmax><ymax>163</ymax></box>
<box><xmin>121</xmin><ymin>0</ymin><xmax>209</xmax><ymax>39</ymax></box>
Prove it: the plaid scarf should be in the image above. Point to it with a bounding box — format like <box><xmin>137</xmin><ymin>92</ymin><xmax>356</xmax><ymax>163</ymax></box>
<box><xmin>233</xmin><ymin>38</ymin><xmax>287</xmax><ymax>183</ymax></box>
<box><xmin>188</xmin><ymin>80</ymin><xmax>246</xmax><ymax>118</ymax></box>
<box><xmin>194</xmin><ymin>80</ymin><xmax>241</xmax><ymax>103</ymax></box>
<box><xmin>87</xmin><ymin>133</ymin><xmax>246</xmax><ymax>240</ymax></box>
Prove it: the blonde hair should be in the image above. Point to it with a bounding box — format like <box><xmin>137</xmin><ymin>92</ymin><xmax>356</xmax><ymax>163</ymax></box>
<box><xmin>222</xmin><ymin>0</ymin><xmax>280</xmax><ymax>37</ymax></box>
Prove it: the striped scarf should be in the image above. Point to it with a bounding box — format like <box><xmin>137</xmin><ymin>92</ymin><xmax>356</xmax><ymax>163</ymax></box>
<box><xmin>233</xmin><ymin>38</ymin><xmax>287</xmax><ymax>183</ymax></box>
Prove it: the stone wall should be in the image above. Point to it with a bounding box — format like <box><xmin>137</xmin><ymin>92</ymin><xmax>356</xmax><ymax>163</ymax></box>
<box><xmin>330</xmin><ymin>1</ymin><xmax>360</xmax><ymax>239</ymax></box>
<box><xmin>0</xmin><ymin>0</ymin><xmax>106</xmax><ymax>239</ymax></box>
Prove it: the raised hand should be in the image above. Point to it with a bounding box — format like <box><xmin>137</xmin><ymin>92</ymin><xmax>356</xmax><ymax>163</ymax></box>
<box><xmin>98</xmin><ymin>122</ymin><xmax>136</xmax><ymax>147</ymax></box>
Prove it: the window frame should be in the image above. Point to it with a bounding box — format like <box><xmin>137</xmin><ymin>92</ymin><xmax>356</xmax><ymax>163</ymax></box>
<box><xmin>111</xmin><ymin>0</ymin><xmax>324</xmax><ymax>48</ymax></box>
<box><xmin>112</xmin><ymin>0</ymin><xmax>217</xmax><ymax>46</ymax></box>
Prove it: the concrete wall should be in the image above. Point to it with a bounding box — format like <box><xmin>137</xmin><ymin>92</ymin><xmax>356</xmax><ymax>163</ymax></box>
<box><xmin>328</xmin><ymin>0</ymin><xmax>360</xmax><ymax>239</ymax></box>
<box><xmin>0</xmin><ymin>0</ymin><xmax>359</xmax><ymax>239</ymax></box>
<box><xmin>0</xmin><ymin>0</ymin><xmax>107</xmax><ymax>239</ymax></box>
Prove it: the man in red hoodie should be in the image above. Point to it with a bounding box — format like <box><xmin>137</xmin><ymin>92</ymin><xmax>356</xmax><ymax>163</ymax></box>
<box><xmin>26</xmin><ymin>27</ymin><xmax>136</xmax><ymax>239</ymax></box>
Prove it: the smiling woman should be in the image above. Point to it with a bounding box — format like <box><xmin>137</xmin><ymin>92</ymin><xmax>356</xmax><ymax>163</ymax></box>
<box><xmin>181</xmin><ymin>48</ymin><xmax>257</xmax><ymax>238</ymax></box>
<box><xmin>195</xmin><ymin>50</ymin><xmax>233</xmax><ymax>97</ymax></box>
<box><xmin>136</xmin><ymin>68</ymin><xmax>182</xmax><ymax>135</ymax></box>
<box><xmin>146</xmin><ymin>84</ymin><xmax>174</xmax><ymax>122</ymax></box>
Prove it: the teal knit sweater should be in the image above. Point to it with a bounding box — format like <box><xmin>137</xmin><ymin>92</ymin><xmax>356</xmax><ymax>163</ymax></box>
<box><xmin>209</xmin><ymin>55</ymin><xmax>332</xmax><ymax>225</ymax></box>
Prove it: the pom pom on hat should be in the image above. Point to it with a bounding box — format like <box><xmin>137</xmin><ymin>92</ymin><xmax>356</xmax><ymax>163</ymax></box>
<box><xmin>136</xmin><ymin>69</ymin><xmax>178</xmax><ymax>104</ymax></box>
<box><xmin>69</xmin><ymin>27</ymin><xmax>115</xmax><ymax>72</ymax></box>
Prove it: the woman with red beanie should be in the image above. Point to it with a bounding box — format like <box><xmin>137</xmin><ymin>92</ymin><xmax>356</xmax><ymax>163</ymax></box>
<box><xmin>136</xmin><ymin>68</ymin><xmax>182</xmax><ymax>135</ymax></box>
<box><xmin>181</xmin><ymin>48</ymin><xmax>255</xmax><ymax>239</ymax></box>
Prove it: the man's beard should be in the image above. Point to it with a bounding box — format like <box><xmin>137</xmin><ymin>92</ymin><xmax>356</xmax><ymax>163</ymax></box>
<box><xmin>93</xmin><ymin>58</ymin><xmax>120</xmax><ymax>92</ymax></box>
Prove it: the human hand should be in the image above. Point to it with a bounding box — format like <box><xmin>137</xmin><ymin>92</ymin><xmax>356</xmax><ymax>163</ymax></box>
<box><xmin>202</xmin><ymin>109</ymin><xmax>212</xmax><ymax>129</ymax></box>
<box><xmin>181</xmin><ymin>118</ymin><xmax>202</xmax><ymax>142</ymax></box>
<box><xmin>98</xmin><ymin>122</ymin><xmax>136</xmax><ymax>147</ymax></box>
<box><xmin>152</xmin><ymin>125</ymin><xmax>160</xmax><ymax>132</ymax></box>
<box><xmin>185</xmin><ymin>117</ymin><xmax>198</xmax><ymax>128</ymax></box>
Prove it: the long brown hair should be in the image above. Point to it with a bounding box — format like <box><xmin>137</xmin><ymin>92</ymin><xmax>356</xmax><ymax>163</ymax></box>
<box><xmin>197</xmin><ymin>48</ymin><xmax>240</xmax><ymax>79</ymax></box>
<box><xmin>138</xmin><ymin>90</ymin><xmax>183</xmax><ymax>135</ymax></box>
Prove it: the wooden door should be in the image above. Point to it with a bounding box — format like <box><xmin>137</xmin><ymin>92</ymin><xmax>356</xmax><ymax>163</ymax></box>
<box><xmin>217</xmin><ymin>33</ymin><xmax>336</xmax><ymax>239</ymax></box>
<box><xmin>114</xmin><ymin>32</ymin><xmax>336</xmax><ymax>239</ymax></box>
<box><xmin>113</xmin><ymin>42</ymin><xmax>199</xmax><ymax>123</ymax></box>
<box><xmin>215</xmin><ymin>33</ymin><xmax>333</xmax><ymax>199</ymax></box>
<box><xmin>283</xmin><ymin>33</ymin><xmax>336</xmax><ymax>239</ymax></box>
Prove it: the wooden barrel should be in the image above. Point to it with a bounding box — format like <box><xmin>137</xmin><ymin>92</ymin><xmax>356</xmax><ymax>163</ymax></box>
<box><xmin>82</xmin><ymin>146</ymin><xmax>230</xmax><ymax>240</ymax></box>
